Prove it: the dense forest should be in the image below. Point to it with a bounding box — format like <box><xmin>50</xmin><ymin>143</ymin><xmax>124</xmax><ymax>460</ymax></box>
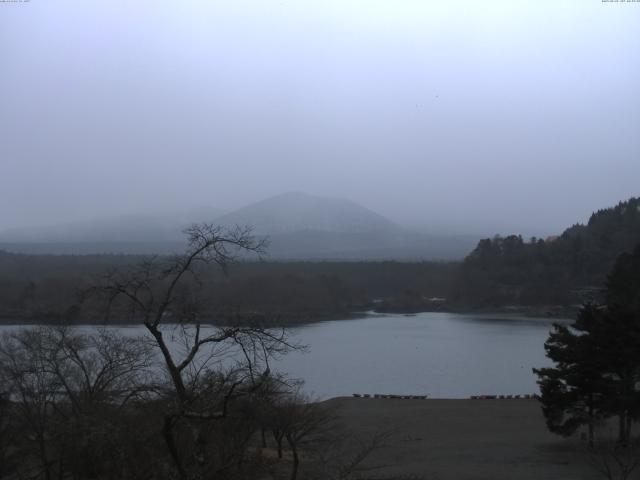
<box><xmin>0</xmin><ymin>197</ymin><xmax>638</xmax><ymax>324</ymax></box>
<box><xmin>454</xmin><ymin>197</ymin><xmax>640</xmax><ymax>309</ymax></box>
<box><xmin>0</xmin><ymin>252</ymin><xmax>457</xmax><ymax>324</ymax></box>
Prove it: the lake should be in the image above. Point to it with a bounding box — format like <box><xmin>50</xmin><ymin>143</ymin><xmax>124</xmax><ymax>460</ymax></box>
<box><xmin>274</xmin><ymin>312</ymin><xmax>568</xmax><ymax>399</ymax></box>
<box><xmin>0</xmin><ymin>312</ymin><xmax>568</xmax><ymax>399</ymax></box>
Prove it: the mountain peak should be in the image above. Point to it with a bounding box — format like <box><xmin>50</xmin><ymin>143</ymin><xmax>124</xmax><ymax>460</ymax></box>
<box><xmin>216</xmin><ymin>192</ymin><xmax>396</xmax><ymax>234</ymax></box>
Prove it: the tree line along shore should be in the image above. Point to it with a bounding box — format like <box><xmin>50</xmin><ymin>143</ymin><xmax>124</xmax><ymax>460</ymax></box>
<box><xmin>1</xmin><ymin>196</ymin><xmax>638</xmax><ymax>325</ymax></box>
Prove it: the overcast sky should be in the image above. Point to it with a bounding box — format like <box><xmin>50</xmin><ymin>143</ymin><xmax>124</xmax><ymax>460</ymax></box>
<box><xmin>1</xmin><ymin>0</ymin><xmax>638</xmax><ymax>235</ymax></box>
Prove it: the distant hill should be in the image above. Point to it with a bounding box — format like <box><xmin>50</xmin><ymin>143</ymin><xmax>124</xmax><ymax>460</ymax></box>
<box><xmin>212</xmin><ymin>192</ymin><xmax>477</xmax><ymax>260</ymax></box>
<box><xmin>454</xmin><ymin>196</ymin><xmax>640</xmax><ymax>308</ymax></box>
<box><xmin>214</xmin><ymin>192</ymin><xmax>396</xmax><ymax>234</ymax></box>
<box><xmin>0</xmin><ymin>192</ymin><xmax>479</xmax><ymax>260</ymax></box>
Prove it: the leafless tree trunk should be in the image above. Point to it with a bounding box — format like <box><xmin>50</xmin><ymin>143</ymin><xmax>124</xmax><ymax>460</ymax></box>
<box><xmin>97</xmin><ymin>223</ymin><xmax>298</xmax><ymax>478</ymax></box>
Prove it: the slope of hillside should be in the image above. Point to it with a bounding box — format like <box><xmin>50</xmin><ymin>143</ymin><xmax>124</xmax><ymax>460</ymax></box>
<box><xmin>212</xmin><ymin>192</ymin><xmax>478</xmax><ymax>260</ymax></box>
<box><xmin>214</xmin><ymin>192</ymin><xmax>396</xmax><ymax>234</ymax></box>
<box><xmin>454</xmin><ymin>196</ymin><xmax>640</xmax><ymax>308</ymax></box>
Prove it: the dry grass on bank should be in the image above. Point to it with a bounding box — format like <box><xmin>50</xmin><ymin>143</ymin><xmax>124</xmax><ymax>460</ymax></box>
<box><xmin>321</xmin><ymin>397</ymin><xmax>601</xmax><ymax>480</ymax></box>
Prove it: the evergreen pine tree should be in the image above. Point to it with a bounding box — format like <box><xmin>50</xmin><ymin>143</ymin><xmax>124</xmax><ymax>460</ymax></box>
<box><xmin>534</xmin><ymin>304</ymin><xmax>610</xmax><ymax>446</ymax></box>
<box><xmin>534</xmin><ymin>245</ymin><xmax>640</xmax><ymax>445</ymax></box>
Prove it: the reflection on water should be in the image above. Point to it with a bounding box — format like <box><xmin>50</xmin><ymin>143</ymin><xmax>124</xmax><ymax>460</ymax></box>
<box><xmin>0</xmin><ymin>312</ymin><xmax>570</xmax><ymax>399</ymax></box>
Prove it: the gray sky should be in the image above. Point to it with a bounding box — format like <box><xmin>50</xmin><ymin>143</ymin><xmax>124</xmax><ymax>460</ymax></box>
<box><xmin>1</xmin><ymin>0</ymin><xmax>639</xmax><ymax>235</ymax></box>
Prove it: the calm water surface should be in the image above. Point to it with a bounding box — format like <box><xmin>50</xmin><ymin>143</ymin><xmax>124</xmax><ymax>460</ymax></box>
<box><xmin>0</xmin><ymin>312</ymin><xmax>568</xmax><ymax>399</ymax></box>
<box><xmin>278</xmin><ymin>312</ymin><xmax>567</xmax><ymax>398</ymax></box>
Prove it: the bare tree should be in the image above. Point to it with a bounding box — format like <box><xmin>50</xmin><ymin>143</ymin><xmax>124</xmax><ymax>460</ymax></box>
<box><xmin>0</xmin><ymin>329</ymin><xmax>62</xmax><ymax>480</ymax></box>
<box><xmin>0</xmin><ymin>382</ymin><xmax>15</xmax><ymax>479</ymax></box>
<box><xmin>97</xmin><ymin>223</ymin><xmax>299</xmax><ymax>478</ymax></box>
<box><xmin>260</xmin><ymin>388</ymin><xmax>337</xmax><ymax>480</ymax></box>
<box><xmin>586</xmin><ymin>438</ymin><xmax>640</xmax><ymax>480</ymax></box>
<box><xmin>0</xmin><ymin>326</ymin><xmax>159</xmax><ymax>480</ymax></box>
<box><xmin>284</xmin><ymin>400</ymin><xmax>334</xmax><ymax>480</ymax></box>
<box><xmin>39</xmin><ymin>326</ymin><xmax>157</xmax><ymax>409</ymax></box>
<box><xmin>305</xmin><ymin>421</ymin><xmax>394</xmax><ymax>480</ymax></box>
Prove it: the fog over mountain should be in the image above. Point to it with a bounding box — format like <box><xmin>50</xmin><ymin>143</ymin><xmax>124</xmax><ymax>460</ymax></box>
<box><xmin>0</xmin><ymin>192</ymin><xmax>396</xmax><ymax>242</ymax></box>
<box><xmin>1</xmin><ymin>1</ymin><xmax>639</xmax><ymax>237</ymax></box>
<box><xmin>213</xmin><ymin>192</ymin><xmax>479</xmax><ymax>259</ymax></box>
<box><xmin>0</xmin><ymin>192</ymin><xmax>479</xmax><ymax>259</ymax></box>
<box><xmin>215</xmin><ymin>192</ymin><xmax>395</xmax><ymax>234</ymax></box>
<box><xmin>0</xmin><ymin>207</ymin><xmax>226</xmax><ymax>243</ymax></box>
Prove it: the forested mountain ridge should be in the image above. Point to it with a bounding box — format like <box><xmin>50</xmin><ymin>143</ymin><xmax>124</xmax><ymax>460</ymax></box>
<box><xmin>1</xmin><ymin>197</ymin><xmax>638</xmax><ymax>323</ymax></box>
<box><xmin>454</xmin><ymin>197</ymin><xmax>640</xmax><ymax>308</ymax></box>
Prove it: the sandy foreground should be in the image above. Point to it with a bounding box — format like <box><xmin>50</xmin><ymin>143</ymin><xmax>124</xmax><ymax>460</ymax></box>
<box><xmin>323</xmin><ymin>397</ymin><xmax>601</xmax><ymax>480</ymax></box>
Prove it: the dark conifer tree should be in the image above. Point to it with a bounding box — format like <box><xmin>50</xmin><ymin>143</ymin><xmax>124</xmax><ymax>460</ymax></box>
<box><xmin>534</xmin><ymin>244</ymin><xmax>640</xmax><ymax>445</ymax></box>
<box><xmin>534</xmin><ymin>304</ymin><xmax>610</xmax><ymax>446</ymax></box>
<box><xmin>601</xmin><ymin>245</ymin><xmax>640</xmax><ymax>444</ymax></box>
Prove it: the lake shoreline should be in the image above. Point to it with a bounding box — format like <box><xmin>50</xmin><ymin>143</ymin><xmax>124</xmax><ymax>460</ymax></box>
<box><xmin>0</xmin><ymin>305</ymin><xmax>576</xmax><ymax>327</ymax></box>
